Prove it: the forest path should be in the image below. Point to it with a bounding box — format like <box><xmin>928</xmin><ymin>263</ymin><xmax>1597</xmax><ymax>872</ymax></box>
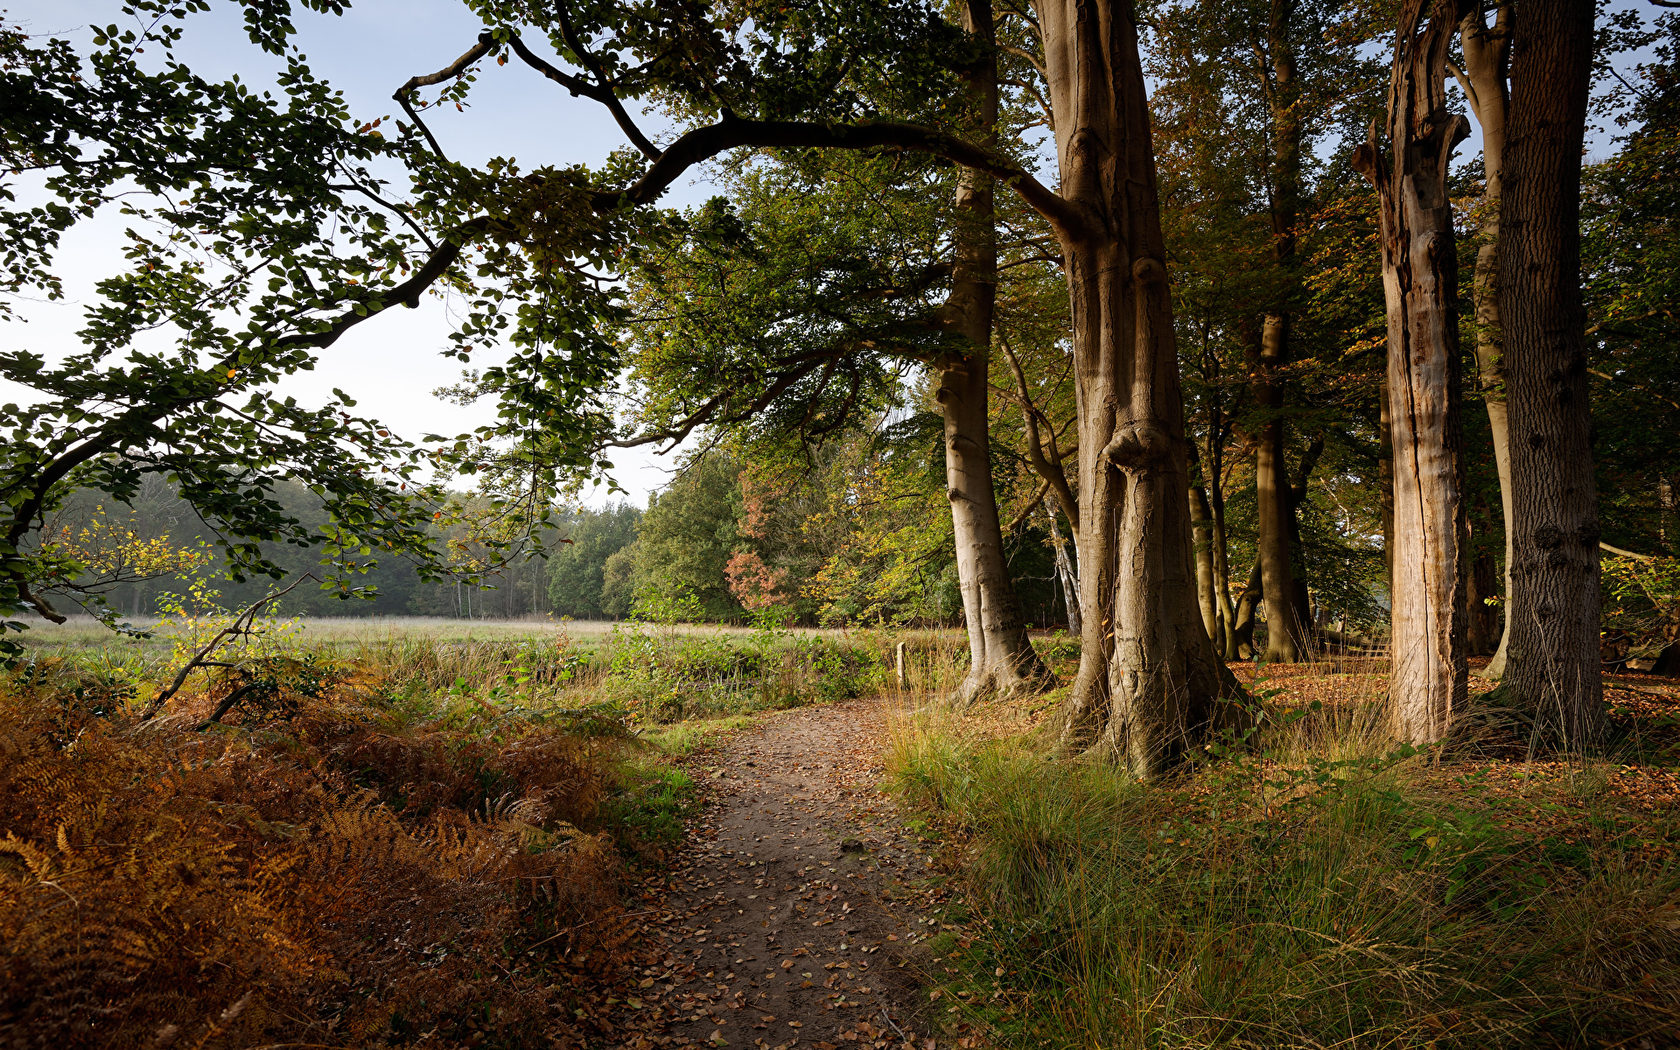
<box><xmin>612</xmin><ymin>698</ymin><xmax>942</xmax><ymax>1050</ymax></box>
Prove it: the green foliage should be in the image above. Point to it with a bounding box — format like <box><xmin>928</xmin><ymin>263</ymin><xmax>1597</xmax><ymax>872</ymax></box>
<box><xmin>547</xmin><ymin>502</ymin><xmax>641</xmax><ymax>619</ymax></box>
<box><xmin>1601</xmin><ymin>553</ymin><xmax>1680</xmax><ymax>664</ymax></box>
<box><xmin>1583</xmin><ymin>15</ymin><xmax>1680</xmax><ymax>558</ymax></box>
<box><xmin>0</xmin><ymin>7</ymin><xmax>472</xmax><ymax>645</ymax></box>
<box><xmin>626</xmin><ymin>455</ymin><xmax>746</xmax><ymax>622</ymax></box>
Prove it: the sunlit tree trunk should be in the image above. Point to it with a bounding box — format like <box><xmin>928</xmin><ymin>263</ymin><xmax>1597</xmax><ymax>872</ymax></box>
<box><xmin>1496</xmin><ymin>0</ymin><xmax>1604</xmax><ymax>749</ymax></box>
<box><xmin>1456</xmin><ymin>1</ymin><xmax>1516</xmax><ymax>678</ymax></box>
<box><xmin>1046</xmin><ymin>501</ymin><xmax>1083</xmax><ymax>634</ymax></box>
<box><xmin>1043</xmin><ymin>0</ymin><xmax>1242</xmax><ymax>776</ymax></box>
<box><xmin>1190</xmin><ymin>484</ymin><xmax>1221</xmax><ymax>643</ymax></box>
<box><xmin>944</xmin><ymin>0</ymin><xmax>1051</xmax><ymax>703</ymax></box>
<box><xmin>1355</xmin><ymin>0</ymin><xmax>1470</xmax><ymax>744</ymax></box>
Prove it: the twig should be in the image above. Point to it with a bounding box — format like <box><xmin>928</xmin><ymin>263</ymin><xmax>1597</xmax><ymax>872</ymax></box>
<box><xmin>141</xmin><ymin>574</ymin><xmax>315</xmax><ymax>719</ymax></box>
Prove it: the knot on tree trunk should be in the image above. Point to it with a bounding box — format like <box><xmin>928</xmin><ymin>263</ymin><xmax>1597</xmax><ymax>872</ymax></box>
<box><xmin>1101</xmin><ymin>420</ymin><xmax>1173</xmax><ymax>474</ymax></box>
<box><xmin>1131</xmin><ymin>256</ymin><xmax>1165</xmax><ymax>286</ymax></box>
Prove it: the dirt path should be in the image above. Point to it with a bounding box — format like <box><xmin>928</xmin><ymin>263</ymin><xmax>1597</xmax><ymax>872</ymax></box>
<box><xmin>610</xmin><ymin>698</ymin><xmax>942</xmax><ymax>1050</ymax></box>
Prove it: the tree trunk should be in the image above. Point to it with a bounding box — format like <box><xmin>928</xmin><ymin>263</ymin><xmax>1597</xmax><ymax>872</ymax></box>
<box><xmin>1205</xmin><ymin>434</ymin><xmax>1238</xmax><ymax>658</ymax></box>
<box><xmin>1380</xmin><ymin>375</ymin><xmax>1395</xmax><ymax>597</ymax></box>
<box><xmin>944</xmin><ymin>0</ymin><xmax>1051</xmax><ymax>704</ymax></box>
<box><xmin>1190</xmin><ymin>482</ymin><xmax>1219</xmax><ymax>643</ymax></box>
<box><xmin>1458</xmin><ymin>2</ymin><xmax>1516</xmax><ymax>678</ymax></box>
<box><xmin>1232</xmin><ymin>558</ymin><xmax>1263</xmax><ymax>659</ymax></box>
<box><xmin>1250</xmin><ymin>319</ymin><xmax>1309</xmax><ymax>662</ymax></box>
<box><xmin>1046</xmin><ymin>501</ymin><xmax>1083</xmax><ymax>634</ymax></box>
<box><xmin>1042</xmin><ymin>0</ymin><xmax>1242</xmax><ymax>775</ymax></box>
<box><xmin>1355</xmin><ymin>0</ymin><xmax>1470</xmax><ymax>745</ymax></box>
<box><xmin>1496</xmin><ymin>0</ymin><xmax>1604</xmax><ymax>750</ymax></box>
<box><xmin>1251</xmin><ymin>15</ymin><xmax>1310</xmax><ymax>664</ymax></box>
<box><xmin>1285</xmin><ymin>432</ymin><xmax>1324</xmax><ymax>649</ymax></box>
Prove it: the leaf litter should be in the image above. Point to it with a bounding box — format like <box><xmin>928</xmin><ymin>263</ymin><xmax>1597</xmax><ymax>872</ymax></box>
<box><xmin>597</xmin><ymin>698</ymin><xmax>960</xmax><ymax>1050</ymax></box>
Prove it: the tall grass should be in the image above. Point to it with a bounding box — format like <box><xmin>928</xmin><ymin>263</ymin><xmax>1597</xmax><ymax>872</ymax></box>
<box><xmin>886</xmin><ymin>702</ymin><xmax>1680</xmax><ymax>1049</ymax></box>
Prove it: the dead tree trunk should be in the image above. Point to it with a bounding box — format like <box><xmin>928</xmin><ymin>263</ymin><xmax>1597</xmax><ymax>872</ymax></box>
<box><xmin>1042</xmin><ymin>0</ymin><xmax>1243</xmax><ymax>775</ymax></box>
<box><xmin>1496</xmin><ymin>0</ymin><xmax>1605</xmax><ymax>750</ymax></box>
<box><xmin>943</xmin><ymin>0</ymin><xmax>1051</xmax><ymax>703</ymax></box>
<box><xmin>1354</xmin><ymin>0</ymin><xmax>1471</xmax><ymax>745</ymax></box>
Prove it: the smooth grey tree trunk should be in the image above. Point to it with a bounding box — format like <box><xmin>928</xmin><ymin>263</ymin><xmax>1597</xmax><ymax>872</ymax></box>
<box><xmin>1355</xmin><ymin>0</ymin><xmax>1471</xmax><ymax>744</ymax></box>
<box><xmin>1040</xmin><ymin>0</ymin><xmax>1242</xmax><ymax>777</ymax></box>
<box><xmin>1190</xmin><ymin>482</ymin><xmax>1220</xmax><ymax>644</ymax></box>
<box><xmin>1496</xmin><ymin>0</ymin><xmax>1604</xmax><ymax>750</ymax></box>
<box><xmin>944</xmin><ymin>0</ymin><xmax>1051</xmax><ymax>704</ymax></box>
<box><xmin>1456</xmin><ymin>1</ymin><xmax>1516</xmax><ymax>678</ymax></box>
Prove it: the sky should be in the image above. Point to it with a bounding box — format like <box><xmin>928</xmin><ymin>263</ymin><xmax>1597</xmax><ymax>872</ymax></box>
<box><xmin>4</xmin><ymin>0</ymin><xmax>722</xmax><ymax>506</ymax></box>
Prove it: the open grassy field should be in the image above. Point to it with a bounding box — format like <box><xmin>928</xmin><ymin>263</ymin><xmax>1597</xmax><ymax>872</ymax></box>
<box><xmin>12</xmin><ymin>613</ymin><xmax>887</xmax><ymax>650</ymax></box>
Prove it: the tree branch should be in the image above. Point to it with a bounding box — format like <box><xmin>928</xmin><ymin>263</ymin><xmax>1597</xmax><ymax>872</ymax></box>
<box><xmin>504</xmin><ymin>31</ymin><xmax>662</xmax><ymax>160</ymax></box>
<box><xmin>393</xmin><ymin>37</ymin><xmax>493</xmax><ymax>158</ymax></box>
<box><xmin>595</xmin><ymin>114</ymin><xmax>1084</xmax><ymax>234</ymax></box>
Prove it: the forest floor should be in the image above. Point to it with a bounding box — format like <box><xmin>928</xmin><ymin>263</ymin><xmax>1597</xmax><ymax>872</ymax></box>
<box><xmin>601</xmin><ymin>698</ymin><xmax>960</xmax><ymax>1050</ymax></box>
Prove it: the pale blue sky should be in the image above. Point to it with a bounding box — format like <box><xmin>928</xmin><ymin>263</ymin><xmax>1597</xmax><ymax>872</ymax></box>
<box><xmin>5</xmin><ymin>0</ymin><xmax>718</xmax><ymax>505</ymax></box>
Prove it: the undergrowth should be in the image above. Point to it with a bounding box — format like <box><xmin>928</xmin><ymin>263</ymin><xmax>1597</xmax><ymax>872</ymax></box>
<box><xmin>0</xmin><ymin>614</ymin><xmax>901</xmax><ymax>1047</ymax></box>
<box><xmin>0</xmin><ymin>657</ymin><xmax>642</xmax><ymax>1049</ymax></box>
<box><xmin>887</xmin><ymin>703</ymin><xmax>1680</xmax><ymax>1049</ymax></box>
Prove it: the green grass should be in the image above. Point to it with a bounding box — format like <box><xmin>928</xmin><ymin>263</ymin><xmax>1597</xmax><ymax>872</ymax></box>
<box><xmin>641</xmin><ymin>714</ymin><xmax>758</xmax><ymax>755</ymax></box>
<box><xmin>885</xmin><ymin>708</ymin><xmax>1680</xmax><ymax>1049</ymax></box>
<box><xmin>602</xmin><ymin>756</ymin><xmax>699</xmax><ymax>857</ymax></box>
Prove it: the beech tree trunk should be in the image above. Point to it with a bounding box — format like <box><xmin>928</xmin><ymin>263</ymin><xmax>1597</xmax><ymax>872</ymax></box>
<box><xmin>1457</xmin><ymin>2</ymin><xmax>1516</xmax><ymax>677</ymax></box>
<box><xmin>1251</xmin><ymin>318</ymin><xmax>1309</xmax><ymax>661</ymax></box>
<box><xmin>1190</xmin><ymin>482</ymin><xmax>1219</xmax><ymax>644</ymax></box>
<box><xmin>1496</xmin><ymin>0</ymin><xmax>1605</xmax><ymax>750</ymax></box>
<box><xmin>1355</xmin><ymin>0</ymin><xmax>1470</xmax><ymax>745</ymax></box>
<box><xmin>1232</xmin><ymin>559</ymin><xmax>1263</xmax><ymax>660</ymax></box>
<box><xmin>1046</xmin><ymin>502</ymin><xmax>1083</xmax><ymax>635</ymax></box>
<box><xmin>944</xmin><ymin>0</ymin><xmax>1051</xmax><ymax>703</ymax></box>
<box><xmin>1251</xmin><ymin>16</ymin><xmax>1311</xmax><ymax>663</ymax></box>
<box><xmin>1042</xmin><ymin>0</ymin><xmax>1241</xmax><ymax>775</ymax></box>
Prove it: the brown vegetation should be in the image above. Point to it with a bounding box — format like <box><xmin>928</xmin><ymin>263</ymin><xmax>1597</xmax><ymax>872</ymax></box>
<box><xmin>0</xmin><ymin>660</ymin><xmax>637</xmax><ymax>1049</ymax></box>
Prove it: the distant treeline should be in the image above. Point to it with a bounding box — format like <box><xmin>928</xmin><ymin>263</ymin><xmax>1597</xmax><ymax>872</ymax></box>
<box><xmin>53</xmin><ymin>454</ymin><xmax>1068</xmax><ymax>628</ymax></box>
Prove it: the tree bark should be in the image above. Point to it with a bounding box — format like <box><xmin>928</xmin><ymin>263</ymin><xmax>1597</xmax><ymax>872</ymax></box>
<box><xmin>1042</xmin><ymin>0</ymin><xmax>1242</xmax><ymax>775</ymax></box>
<box><xmin>1203</xmin><ymin>428</ymin><xmax>1239</xmax><ymax>658</ymax></box>
<box><xmin>1250</xmin><ymin>12</ymin><xmax>1311</xmax><ymax>663</ymax></box>
<box><xmin>1496</xmin><ymin>0</ymin><xmax>1604</xmax><ymax>750</ymax></box>
<box><xmin>944</xmin><ymin>0</ymin><xmax>1052</xmax><ymax>703</ymax></box>
<box><xmin>1355</xmin><ymin>0</ymin><xmax>1471</xmax><ymax>745</ymax></box>
<box><xmin>1250</xmin><ymin>319</ymin><xmax>1310</xmax><ymax>661</ymax></box>
<box><xmin>1457</xmin><ymin>1</ymin><xmax>1517</xmax><ymax>678</ymax></box>
<box><xmin>1232</xmin><ymin>558</ymin><xmax>1263</xmax><ymax>659</ymax></box>
<box><xmin>1190</xmin><ymin>481</ymin><xmax>1220</xmax><ymax>644</ymax></box>
<box><xmin>1046</xmin><ymin>501</ymin><xmax>1083</xmax><ymax>634</ymax></box>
